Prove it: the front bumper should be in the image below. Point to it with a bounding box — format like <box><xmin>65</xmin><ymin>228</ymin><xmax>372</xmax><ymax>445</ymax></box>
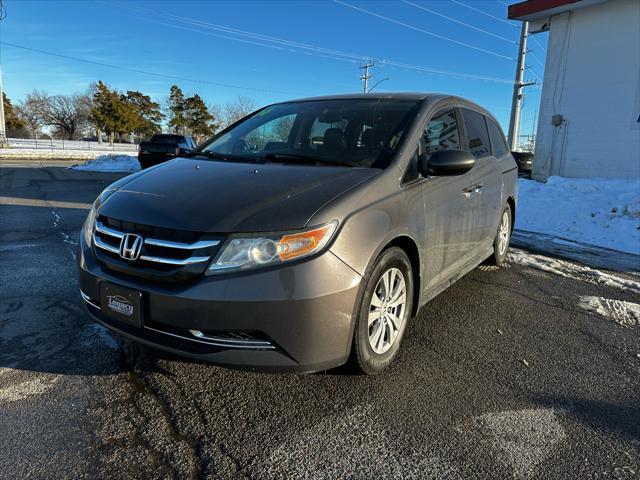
<box><xmin>78</xmin><ymin>234</ymin><xmax>362</xmax><ymax>373</ymax></box>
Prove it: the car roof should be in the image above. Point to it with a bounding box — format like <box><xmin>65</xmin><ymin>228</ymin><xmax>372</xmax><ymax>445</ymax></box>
<box><xmin>272</xmin><ymin>92</ymin><xmax>499</xmax><ymax>124</ymax></box>
<box><xmin>281</xmin><ymin>92</ymin><xmax>439</xmax><ymax>103</ymax></box>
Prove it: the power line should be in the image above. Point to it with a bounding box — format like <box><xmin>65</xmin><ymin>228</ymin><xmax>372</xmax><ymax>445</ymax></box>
<box><xmin>529</xmin><ymin>33</ymin><xmax>547</xmax><ymax>53</ymax></box>
<box><xmin>401</xmin><ymin>0</ymin><xmax>517</xmax><ymax>44</ymax></box>
<box><xmin>449</xmin><ymin>0</ymin><xmax>519</xmax><ymax>28</ymax></box>
<box><xmin>108</xmin><ymin>0</ymin><xmax>515</xmax><ymax>84</ymax></box>
<box><xmin>528</xmin><ymin>51</ymin><xmax>546</xmax><ymax>69</ymax></box>
<box><xmin>334</xmin><ymin>0</ymin><xmax>515</xmax><ymax>61</ymax></box>
<box><xmin>111</xmin><ymin>1</ymin><xmax>364</xmax><ymax>63</ymax></box>
<box><xmin>0</xmin><ymin>42</ymin><xmax>304</xmax><ymax>96</ymax></box>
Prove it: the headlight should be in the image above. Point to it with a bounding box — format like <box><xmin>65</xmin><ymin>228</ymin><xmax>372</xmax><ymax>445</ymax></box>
<box><xmin>83</xmin><ymin>203</ymin><xmax>97</xmax><ymax>246</ymax></box>
<box><xmin>206</xmin><ymin>221</ymin><xmax>337</xmax><ymax>274</ymax></box>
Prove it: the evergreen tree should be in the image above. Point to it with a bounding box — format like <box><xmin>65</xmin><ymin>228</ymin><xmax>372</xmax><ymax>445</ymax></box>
<box><xmin>3</xmin><ymin>93</ymin><xmax>27</xmax><ymax>135</ymax></box>
<box><xmin>185</xmin><ymin>94</ymin><xmax>217</xmax><ymax>142</ymax></box>
<box><xmin>89</xmin><ymin>81</ymin><xmax>136</xmax><ymax>145</ymax></box>
<box><xmin>125</xmin><ymin>90</ymin><xmax>162</xmax><ymax>138</ymax></box>
<box><xmin>167</xmin><ymin>85</ymin><xmax>189</xmax><ymax>134</ymax></box>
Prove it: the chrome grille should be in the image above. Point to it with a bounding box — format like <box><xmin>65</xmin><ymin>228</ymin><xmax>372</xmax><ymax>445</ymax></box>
<box><xmin>92</xmin><ymin>217</ymin><xmax>222</xmax><ymax>280</ymax></box>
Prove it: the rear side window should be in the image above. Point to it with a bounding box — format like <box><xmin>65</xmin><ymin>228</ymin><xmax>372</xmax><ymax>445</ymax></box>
<box><xmin>423</xmin><ymin>108</ymin><xmax>461</xmax><ymax>155</ymax></box>
<box><xmin>459</xmin><ymin>108</ymin><xmax>491</xmax><ymax>159</ymax></box>
<box><xmin>486</xmin><ymin>119</ymin><xmax>509</xmax><ymax>158</ymax></box>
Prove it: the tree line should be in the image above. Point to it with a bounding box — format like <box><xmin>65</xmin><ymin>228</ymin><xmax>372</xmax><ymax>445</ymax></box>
<box><xmin>4</xmin><ymin>82</ymin><xmax>258</xmax><ymax>144</ymax></box>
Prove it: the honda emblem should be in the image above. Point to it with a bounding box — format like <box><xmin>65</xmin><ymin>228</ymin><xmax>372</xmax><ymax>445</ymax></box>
<box><xmin>119</xmin><ymin>233</ymin><xmax>143</xmax><ymax>261</ymax></box>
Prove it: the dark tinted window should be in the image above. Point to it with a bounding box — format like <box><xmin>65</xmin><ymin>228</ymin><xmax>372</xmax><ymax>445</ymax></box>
<box><xmin>459</xmin><ymin>108</ymin><xmax>491</xmax><ymax>159</ymax></box>
<box><xmin>486</xmin><ymin>119</ymin><xmax>509</xmax><ymax>157</ymax></box>
<box><xmin>151</xmin><ymin>134</ymin><xmax>185</xmax><ymax>144</ymax></box>
<box><xmin>423</xmin><ymin>108</ymin><xmax>461</xmax><ymax>155</ymax></box>
<box><xmin>202</xmin><ymin>99</ymin><xmax>420</xmax><ymax>169</ymax></box>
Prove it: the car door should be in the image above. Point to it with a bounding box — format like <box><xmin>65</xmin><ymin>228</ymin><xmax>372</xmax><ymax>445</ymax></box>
<box><xmin>417</xmin><ymin>107</ymin><xmax>477</xmax><ymax>289</ymax></box>
<box><xmin>483</xmin><ymin>118</ymin><xmax>510</xmax><ymax>247</ymax></box>
<box><xmin>458</xmin><ymin>108</ymin><xmax>500</xmax><ymax>256</ymax></box>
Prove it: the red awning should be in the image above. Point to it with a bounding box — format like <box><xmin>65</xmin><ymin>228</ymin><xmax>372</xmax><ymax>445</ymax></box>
<box><xmin>508</xmin><ymin>0</ymin><xmax>581</xmax><ymax>20</ymax></box>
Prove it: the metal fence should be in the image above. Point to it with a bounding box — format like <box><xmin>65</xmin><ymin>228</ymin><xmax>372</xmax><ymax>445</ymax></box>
<box><xmin>7</xmin><ymin>138</ymin><xmax>138</xmax><ymax>152</ymax></box>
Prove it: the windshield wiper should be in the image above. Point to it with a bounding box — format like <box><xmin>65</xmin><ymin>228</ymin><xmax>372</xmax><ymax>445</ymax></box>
<box><xmin>185</xmin><ymin>150</ymin><xmax>259</xmax><ymax>163</ymax></box>
<box><xmin>184</xmin><ymin>150</ymin><xmax>228</xmax><ymax>160</ymax></box>
<box><xmin>260</xmin><ymin>153</ymin><xmax>354</xmax><ymax>167</ymax></box>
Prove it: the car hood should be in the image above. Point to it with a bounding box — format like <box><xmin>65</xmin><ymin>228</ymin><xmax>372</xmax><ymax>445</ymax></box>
<box><xmin>99</xmin><ymin>158</ymin><xmax>378</xmax><ymax>233</ymax></box>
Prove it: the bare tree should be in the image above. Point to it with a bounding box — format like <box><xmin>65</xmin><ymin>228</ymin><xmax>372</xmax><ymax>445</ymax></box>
<box><xmin>45</xmin><ymin>94</ymin><xmax>91</xmax><ymax>140</ymax></box>
<box><xmin>17</xmin><ymin>90</ymin><xmax>91</xmax><ymax>140</ymax></box>
<box><xmin>16</xmin><ymin>90</ymin><xmax>49</xmax><ymax>137</ymax></box>
<box><xmin>214</xmin><ymin>95</ymin><xmax>258</xmax><ymax>129</ymax></box>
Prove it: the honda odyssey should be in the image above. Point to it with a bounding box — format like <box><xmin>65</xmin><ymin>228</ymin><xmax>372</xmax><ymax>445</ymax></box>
<box><xmin>78</xmin><ymin>93</ymin><xmax>518</xmax><ymax>374</ymax></box>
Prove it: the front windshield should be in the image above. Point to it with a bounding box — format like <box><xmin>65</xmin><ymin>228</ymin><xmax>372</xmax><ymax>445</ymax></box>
<box><xmin>200</xmin><ymin>98</ymin><xmax>420</xmax><ymax>168</ymax></box>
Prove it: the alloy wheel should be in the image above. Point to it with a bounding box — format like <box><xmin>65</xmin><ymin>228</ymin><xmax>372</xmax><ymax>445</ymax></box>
<box><xmin>368</xmin><ymin>267</ymin><xmax>407</xmax><ymax>354</ymax></box>
<box><xmin>498</xmin><ymin>210</ymin><xmax>510</xmax><ymax>256</ymax></box>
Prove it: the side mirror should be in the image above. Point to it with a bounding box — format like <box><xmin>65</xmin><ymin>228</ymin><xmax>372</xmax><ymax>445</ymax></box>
<box><xmin>419</xmin><ymin>149</ymin><xmax>475</xmax><ymax>176</ymax></box>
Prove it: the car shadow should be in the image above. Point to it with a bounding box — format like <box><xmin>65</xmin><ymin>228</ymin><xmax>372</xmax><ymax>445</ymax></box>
<box><xmin>531</xmin><ymin>395</ymin><xmax>640</xmax><ymax>442</ymax></box>
<box><xmin>0</xmin><ymin>295</ymin><xmax>136</xmax><ymax>376</ymax></box>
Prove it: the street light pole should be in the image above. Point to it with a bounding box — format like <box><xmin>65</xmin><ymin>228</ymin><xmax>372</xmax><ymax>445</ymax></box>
<box><xmin>368</xmin><ymin>77</ymin><xmax>390</xmax><ymax>92</ymax></box>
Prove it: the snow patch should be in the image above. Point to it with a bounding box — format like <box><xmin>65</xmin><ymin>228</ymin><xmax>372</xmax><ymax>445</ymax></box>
<box><xmin>516</xmin><ymin>177</ymin><xmax>640</xmax><ymax>254</ymax></box>
<box><xmin>509</xmin><ymin>249</ymin><xmax>640</xmax><ymax>293</ymax></box>
<box><xmin>578</xmin><ymin>296</ymin><xmax>640</xmax><ymax>328</ymax></box>
<box><xmin>71</xmin><ymin>154</ymin><xmax>140</xmax><ymax>173</ymax></box>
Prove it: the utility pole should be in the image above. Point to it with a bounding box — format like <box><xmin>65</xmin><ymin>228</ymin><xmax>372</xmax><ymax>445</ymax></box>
<box><xmin>0</xmin><ymin>1</ymin><xmax>6</xmax><ymax>147</ymax></box>
<box><xmin>360</xmin><ymin>60</ymin><xmax>374</xmax><ymax>93</ymax></box>
<box><xmin>0</xmin><ymin>66</ymin><xmax>6</xmax><ymax>148</ymax></box>
<box><xmin>507</xmin><ymin>22</ymin><xmax>536</xmax><ymax>151</ymax></box>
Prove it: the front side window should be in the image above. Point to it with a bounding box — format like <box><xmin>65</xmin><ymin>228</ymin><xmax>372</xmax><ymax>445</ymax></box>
<box><xmin>486</xmin><ymin>119</ymin><xmax>509</xmax><ymax>158</ymax></box>
<box><xmin>459</xmin><ymin>108</ymin><xmax>491</xmax><ymax>159</ymax></box>
<box><xmin>423</xmin><ymin>108</ymin><xmax>461</xmax><ymax>156</ymax></box>
<box><xmin>201</xmin><ymin>98</ymin><xmax>420</xmax><ymax>168</ymax></box>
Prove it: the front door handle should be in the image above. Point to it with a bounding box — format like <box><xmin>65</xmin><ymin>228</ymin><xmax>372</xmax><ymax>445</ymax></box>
<box><xmin>463</xmin><ymin>183</ymin><xmax>483</xmax><ymax>199</ymax></box>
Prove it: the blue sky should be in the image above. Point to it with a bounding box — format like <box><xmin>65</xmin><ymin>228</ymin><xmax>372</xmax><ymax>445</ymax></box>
<box><xmin>0</xmin><ymin>0</ymin><xmax>546</xmax><ymax>134</ymax></box>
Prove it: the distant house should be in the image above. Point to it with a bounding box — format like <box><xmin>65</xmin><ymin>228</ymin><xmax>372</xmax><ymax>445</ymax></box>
<box><xmin>509</xmin><ymin>0</ymin><xmax>640</xmax><ymax>180</ymax></box>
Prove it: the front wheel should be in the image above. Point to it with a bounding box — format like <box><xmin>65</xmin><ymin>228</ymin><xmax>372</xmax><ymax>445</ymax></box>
<box><xmin>488</xmin><ymin>206</ymin><xmax>512</xmax><ymax>266</ymax></box>
<box><xmin>350</xmin><ymin>247</ymin><xmax>414</xmax><ymax>375</ymax></box>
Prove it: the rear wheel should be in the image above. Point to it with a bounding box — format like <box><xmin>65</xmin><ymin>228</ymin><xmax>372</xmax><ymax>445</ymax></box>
<box><xmin>350</xmin><ymin>247</ymin><xmax>414</xmax><ymax>375</ymax></box>
<box><xmin>488</xmin><ymin>206</ymin><xmax>512</xmax><ymax>266</ymax></box>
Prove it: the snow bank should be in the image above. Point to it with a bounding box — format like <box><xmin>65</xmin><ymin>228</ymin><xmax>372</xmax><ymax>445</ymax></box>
<box><xmin>578</xmin><ymin>296</ymin><xmax>640</xmax><ymax>328</ymax></box>
<box><xmin>509</xmin><ymin>248</ymin><xmax>640</xmax><ymax>293</ymax></box>
<box><xmin>516</xmin><ymin>177</ymin><xmax>640</xmax><ymax>254</ymax></box>
<box><xmin>71</xmin><ymin>154</ymin><xmax>140</xmax><ymax>173</ymax></box>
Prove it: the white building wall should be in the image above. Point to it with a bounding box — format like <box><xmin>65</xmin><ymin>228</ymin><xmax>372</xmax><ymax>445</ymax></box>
<box><xmin>533</xmin><ymin>0</ymin><xmax>640</xmax><ymax>180</ymax></box>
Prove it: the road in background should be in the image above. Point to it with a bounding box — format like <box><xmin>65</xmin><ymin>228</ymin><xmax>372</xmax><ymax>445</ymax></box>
<box><xmin>1</xmin><ymin>167</ymin><xmax>638</xmax><ymax>479</ymax></box>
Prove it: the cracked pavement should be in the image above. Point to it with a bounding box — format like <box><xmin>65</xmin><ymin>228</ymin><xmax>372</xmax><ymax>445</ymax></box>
<box><xmin>1</xmin><ymin>166</ymin><xmax>639</xmax><ymax>479</ymax></box>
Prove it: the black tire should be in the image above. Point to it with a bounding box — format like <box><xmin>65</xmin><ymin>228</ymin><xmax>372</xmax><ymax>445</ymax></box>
<box><xmin>488</xmin><ymin>205</ymin><xmax>512</xmax><ymax>266</ymax></box>
<box><xmin>349</xmin><ymin>247</ymin><xmax>414</xmax><ymax>375</ymax></box>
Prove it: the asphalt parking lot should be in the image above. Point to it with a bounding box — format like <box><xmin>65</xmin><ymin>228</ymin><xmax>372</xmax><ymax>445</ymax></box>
<box><xmin>1</xmin><ymin>165</ymin><xmax>639</xmax><ymax>479</ymax></box>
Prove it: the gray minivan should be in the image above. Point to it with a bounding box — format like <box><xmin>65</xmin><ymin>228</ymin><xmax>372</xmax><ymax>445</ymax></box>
<box><xmin>78</xmin><ymin>93</ymin><xmax>518</xmax><ymax>374</ymax></box>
